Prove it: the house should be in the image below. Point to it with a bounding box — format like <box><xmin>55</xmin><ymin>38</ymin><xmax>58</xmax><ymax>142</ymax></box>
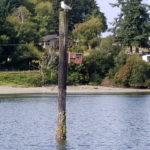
<box><xmin>42</xmin><ymin>34</ymin><xmax>59</xmax><ymax>49</ymax></box>
<box><xmin>42</xmin><ymin>34</ymin><xmax>74</xmax><ymax>49</ymax></box>
<box><xmin>142</xmin><ymin>54</ymin><xmax>150</xmax><ymax>62</ymax></box>
<box><xmin>68</xmin><ymin>52</ymin><xmax>83</xmax><ymax>64</ymax></box>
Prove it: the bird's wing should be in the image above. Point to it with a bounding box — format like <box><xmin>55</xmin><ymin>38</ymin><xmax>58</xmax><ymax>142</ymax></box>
<box><xmin>66</xmin><ymin>5</ymin><xmax>71</xmax><ymax>10</ymax></box>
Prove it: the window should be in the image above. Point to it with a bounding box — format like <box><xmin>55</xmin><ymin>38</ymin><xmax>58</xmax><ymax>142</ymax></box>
<box><xmin>76</xmin><ymin>53</ymin><xmax>81</xmax><ymax>58</ymax></box>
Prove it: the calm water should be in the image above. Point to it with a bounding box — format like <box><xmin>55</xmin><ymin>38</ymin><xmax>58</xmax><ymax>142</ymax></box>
<box><xmin>0</xmin><ymin>94</ymin><xmax>150</xmax><ymax>150</ymax></box>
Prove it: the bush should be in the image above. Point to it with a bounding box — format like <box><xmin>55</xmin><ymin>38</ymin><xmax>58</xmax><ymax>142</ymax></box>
<box><xmin>114</xmin><ymin>55</ymin><xmax>150</xmax><ymax>88</ymax></box>
<box><xmin>108</xmin><ymin>50</ymin><xmax>129</xmax><ymax>78</ymax></box>
<box><xmin>67</xmin><ymin>72</ymin><xmax>84</xmax><ymax>85</ymax></box>
<box><xmin>67</xmin><ymin>64</ymin><xmax>87</xmax><ymax>85</ymax></box>
<box><xmin>89</xmin><ymin>73</ymin><xmax>102</xmax><ymax>85</ymax></box>
<box><xmin>41</xmin><ymin>67</ymin><xmax>58</xmax><ymax>85</ymax></box>
<box><xmin>146</xmin><ymin>79</ymin><xmax>150</xmax><ymax>88</ymax></box>
<box><xmin>84</xmin><ymin>49</ymin><xmax>114</xmax><ymax>84</ymax></box>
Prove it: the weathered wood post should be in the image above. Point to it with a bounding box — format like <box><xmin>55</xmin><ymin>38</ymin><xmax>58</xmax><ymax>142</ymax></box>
<box><xmin>56</xmin><ymin>10</ymin><xmax>68</xmax><ymax>141</ymax></box>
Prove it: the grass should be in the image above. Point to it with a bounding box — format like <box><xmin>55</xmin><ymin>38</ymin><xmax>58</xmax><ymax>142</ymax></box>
<box><xmin>0</xmin><ymin>71</ymin><xmax>42</xmax><ymax>87</ymax></box>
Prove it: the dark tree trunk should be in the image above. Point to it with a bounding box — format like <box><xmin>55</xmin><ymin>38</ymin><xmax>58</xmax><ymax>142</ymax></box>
<box><xmin>56</xmin><ymin>10</ymin><xmax>68</xmax><ymax>142</ymax></box>
<box><xmin>129</xmin><ymin>46</ymin><xmax>133</xmax><ymax>53</ymax></box>
<box><xmin>135</xmin><ymin>47</ymin><xmax>139</xmax><ymax>53</ymax></box>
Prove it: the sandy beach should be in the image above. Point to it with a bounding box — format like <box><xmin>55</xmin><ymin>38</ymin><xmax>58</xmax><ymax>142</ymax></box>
<box><xmin>0</xmin><ymin>85</ymin><xmax>150</xmax><ymax>94</ymax></box>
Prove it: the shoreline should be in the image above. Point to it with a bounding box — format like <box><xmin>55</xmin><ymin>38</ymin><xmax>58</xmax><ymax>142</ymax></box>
<box><xmin>0</xmin><ymin>85</ymin><xmax>150</xmax><ymax>95</ymax></box>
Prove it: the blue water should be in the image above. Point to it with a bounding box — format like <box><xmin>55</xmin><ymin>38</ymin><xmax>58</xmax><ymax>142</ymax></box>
<box><xmin>0</xmin><ymin>94</ymin><xmax>150</xmax><ymax>150</ymax></box>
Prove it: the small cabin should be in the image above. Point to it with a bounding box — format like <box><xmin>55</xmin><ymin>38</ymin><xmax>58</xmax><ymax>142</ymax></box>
<box><xmin>142</xmin><ymin>54</ymin><xmax>150</xmax><ymax>62</ymax></box>
<box><xmin>68</xmin><ymin>52</ymin><xmax>83</xmax><ymax>64</ymax></box>
<box><xmin>42</xmin><ymin>34</ymin><xmax>59</xmax><ymax>49</ymax></box>
<box><xmin>42</xmin><ymin>34</ymin><xmax>74</xmax><ymax>49</ymax></box>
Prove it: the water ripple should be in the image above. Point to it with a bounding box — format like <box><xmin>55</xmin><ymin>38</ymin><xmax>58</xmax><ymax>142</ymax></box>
<box><xmin>0</xmin><ymin>94</ymin><xmax>150</xmax><ymax>150</ymax></box>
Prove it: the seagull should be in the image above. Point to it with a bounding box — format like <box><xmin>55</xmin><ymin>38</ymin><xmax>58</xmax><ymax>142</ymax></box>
<box><xmin>61</xmin><ymin>1</ymin><xmax>72</xmax><ymax>11</ymax></box>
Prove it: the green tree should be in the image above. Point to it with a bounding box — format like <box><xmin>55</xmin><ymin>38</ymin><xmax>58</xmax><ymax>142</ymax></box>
<box><xmin>115</xmin><ymin>55</ymin><xmax>150</xmax><ymax>87</ymax></box>
<box><xmin>68</xmin><ymin>64</ymin><xmax>87</xmax><ymax>85</ymax></box>
<box><xmin>73</xmin><ymin>17</ymin><xmax>104</xmax><ymax>49</ymax></box>
<box><xmin>52</xmin><ymin>0</ymin><xmax>104</xmax><ymax>32</ymax></box>
<box><xmin>112</xmin><ymin>0</ymin><xmax>150</xmax><ymax>52</ymax></box>
<box><xmin>0</xmin><ymin>0</ymin><xmax>107</xmax><ymax>71</ymax></box>
<box><xmin>5</xmin><ymin>5</ymin><xmax>41</xmax><ymax>70</ymax></box>
<box><xmin>0</xmin><ymin>0</ymin><xmax>21</xmax><ymax>69</ymax></box>
<box><xmin>85</xmin><ymin>49</ymin><xmax>114</xmax><ymax>84</ymax></box>
<box><xmin>34</xmin><ymin>1</ymin><xmax>54</xmax><ymax>35</ymax></box>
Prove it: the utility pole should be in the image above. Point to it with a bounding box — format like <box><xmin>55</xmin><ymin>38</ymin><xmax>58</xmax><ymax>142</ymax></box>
<box><xmin>56</xmin><ymin>10</ymin><xmax>68</xmax><ymax>142</ymax></box>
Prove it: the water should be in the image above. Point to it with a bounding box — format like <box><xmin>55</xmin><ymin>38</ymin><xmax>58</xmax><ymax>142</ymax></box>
<box><xmin>0</xmin><ymin>94</ymin><xmax>150</xmax><ymax>150</ymax></box>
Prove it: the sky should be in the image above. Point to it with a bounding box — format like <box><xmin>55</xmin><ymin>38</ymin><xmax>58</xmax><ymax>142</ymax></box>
<box><xmin>96</xmin><ymin>0</ymin><xmax>150</xmax><ymax>37</ymax></box>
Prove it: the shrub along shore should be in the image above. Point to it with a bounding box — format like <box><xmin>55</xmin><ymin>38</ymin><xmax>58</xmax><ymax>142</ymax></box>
<box><xmin>0</xmin><ymin>0</ymin><xmax>150</xmax><ymax>90</ymax></box>
<box><xmin>0</xmin><ymin>71</ymin><xmax>149</xmax><ymax>90</ymax></box>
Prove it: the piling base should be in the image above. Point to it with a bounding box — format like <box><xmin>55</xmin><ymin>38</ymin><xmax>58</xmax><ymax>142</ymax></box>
<box><xmin>56</xmin><ymin>111</ymin><xmax>66</xmax><ymax>141</ymax></box>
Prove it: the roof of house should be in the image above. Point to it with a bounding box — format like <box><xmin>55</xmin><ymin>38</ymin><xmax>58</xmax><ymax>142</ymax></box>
<box><xmin>142</xmin><ymin>52</ymin><xmax>150</xmax><ymax>55</ymax></box>
<box><xmin>42</xmin><ymin>34</ymin><xmax>58</xmax><ymax>41</ymax></box>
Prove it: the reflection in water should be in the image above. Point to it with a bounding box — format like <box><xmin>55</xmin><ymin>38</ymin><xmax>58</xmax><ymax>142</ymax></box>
<box><xmin>0</xmin><ymin>94</ymin><xmax>150</xmax><ymax>150</ymax></box>
<box><xmin>56</xmin><ymin>140</ymin><xmax>68</xmax><ymax>150</ymax></box>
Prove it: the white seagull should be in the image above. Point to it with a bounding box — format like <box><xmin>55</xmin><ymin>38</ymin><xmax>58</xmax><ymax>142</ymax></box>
<box><xmin>61</xmin><ymin>1</ymin><xmax>72</xmax><ymax>11</ymax></box>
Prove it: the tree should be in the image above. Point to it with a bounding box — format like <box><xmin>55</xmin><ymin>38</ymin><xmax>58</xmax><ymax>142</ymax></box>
<box><xmin>85</xmin><ymin>49</ymin><xmax>114</xmax><ymax>84</ymax></box>
<box><xmin>34</xmin><ymin>1</ymin><xmax>54</xmax><ymax>35</ymax></box>
<box><xmin>73</xmin><ymin>17</ymin><xmax>104</xmax><ymax>49</ymax></box>
<box><xmin>0</xmin><ymin>0</ymin><xmax>22</xmax><ymax>69</ymax></box>
<box><xmin>71</xmin><ymin>1</ymin><xmax>107</xmax><ymax>50</ymax></box>
<box><xmin>114</xmin><ymin>55</ymin><xmax>150</xmax><ymax>87</ymax></box>
<box><xmin>6</xmin><ymin>6</ymin><xmax>40</xmax><ymax>70</ymax></box>
<box><xmin>52</xmin><ymin>0</ymin><xmax>104</xmax><ymax>32</ymax></box>
<box><xmin>112</xmin><ymin>0</ymin><xmax>150</xmax><ymax>52</ymax></box>
<box><xmin>13</xmin><ymin>6</ymin><xmax>31</xmax><ymax>24</ymax></box>
<box><xmin>0</xmin><ymin>0</ymin><xmax>21</xmax><ymax>21</ymax></box>
<box><xmin>0</xmin><ymin>0</ymin><xmax>106</xmax><ymax>70</ymax></box>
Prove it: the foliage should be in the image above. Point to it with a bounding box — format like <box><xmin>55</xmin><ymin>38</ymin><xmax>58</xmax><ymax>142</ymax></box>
<box><xmin>40</xmin><ymin>67</ymin><xmax>58</xmax><ymax>85</ymax></box>
<box><xmin>98</xmin><ymin>37</ymin><xmax>122</xmax><ymax>78</ymax></box>
<box><xmin>34</xmin><ymin>1</ymin><xmax>54</xmax><ymax>35</ymax></box>
<box><xmin>69</xmin><ymin>44</ymin><xmax>88</xmax><ymax>53</ymax></box>
<box><xmin>114</xmin><ymin>50</ymin><xmax>128</xmax><ymax>69</ymax></box>
<box><xmin>84</xmin><ymin>49</ymin><xmax>114</xmax><ymax>84</ymax></box>
<box><xmin>0</xmin><ymin>0</ymin><xmax>105</xmax><ymax>70</ymax></box>
<box><xmin>88</xmin><ymin>37</ymin><xmax>101</xmax><ymax>49</ymax></box>
<box><xmin>68</xmin><ymin>36</ymin><xmax>123</xmax><ymax>85</ymax></box>
<box><xmin>67</xmin><ymin>64</ymin><xmax>87</xmax><ymax>85</ymax></box>
<box><xmin>112</xmin><ymin>0</ymin><xmax>150</xmax><ymax>49</ymax></box>
<box><xmin>52</xmin><ymin>0</ymin><xmax>104</xmax><ymax>32</ymax></box>
<box><xmin>67</xmin><ymin>72</ymin><xmax>84</xmax><ymax>85</ymax></box>
<box><xmin>40</xmin><ymin>48</ymin><xmax>58</xmax><ymax>84</ymax></box>
<box><xmin>108</xmin><ymin>50</ymin><xmax>129</xmax><ymax>78</ymax></box>
<box><xmin>73</xmin><ymin>17</ymin><xmax>105</xmax><ymax>48</ymax></box>
<box><xmin>13</xmin><ymin>6</ymin><xmax>31</xmax><ymax>23</ymax></box>
<box><xmin>114</xmin><ymin>55</ymin><xmax>150</xmax><ymax>88</ymax></box>
<box><xmin>1</xmin><ymin>0</ymin><xmax>149</xmax><ymax>89</ymax></box>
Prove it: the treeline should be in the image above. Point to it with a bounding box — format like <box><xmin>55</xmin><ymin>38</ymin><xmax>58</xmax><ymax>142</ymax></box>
<box><xmin>0</xmin><ymin>0</ymin><xmax>150</xmax><ymax>88</ymax></box>
<box><xmin>51</xmin><ymin>37</ymin><xmax>150</xmax><ymax>88</ymax></box>
<box><xmin>0</xmin><ymin>0</ymin><xmax>106</xmax><ymax>70</ymax></box>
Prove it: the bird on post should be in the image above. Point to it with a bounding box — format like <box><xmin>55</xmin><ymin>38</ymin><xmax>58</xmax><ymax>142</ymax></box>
<box><xmin>61</xmin><ymin>1</ymin><xmax>72</xmax><ymax>11</ymax></box>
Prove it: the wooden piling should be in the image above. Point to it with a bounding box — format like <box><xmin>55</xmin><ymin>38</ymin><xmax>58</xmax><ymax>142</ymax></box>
<box><xmin>56</xmin><ymin>10</ymin><xmax>68</xmax><ymax>141</ymax></box>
